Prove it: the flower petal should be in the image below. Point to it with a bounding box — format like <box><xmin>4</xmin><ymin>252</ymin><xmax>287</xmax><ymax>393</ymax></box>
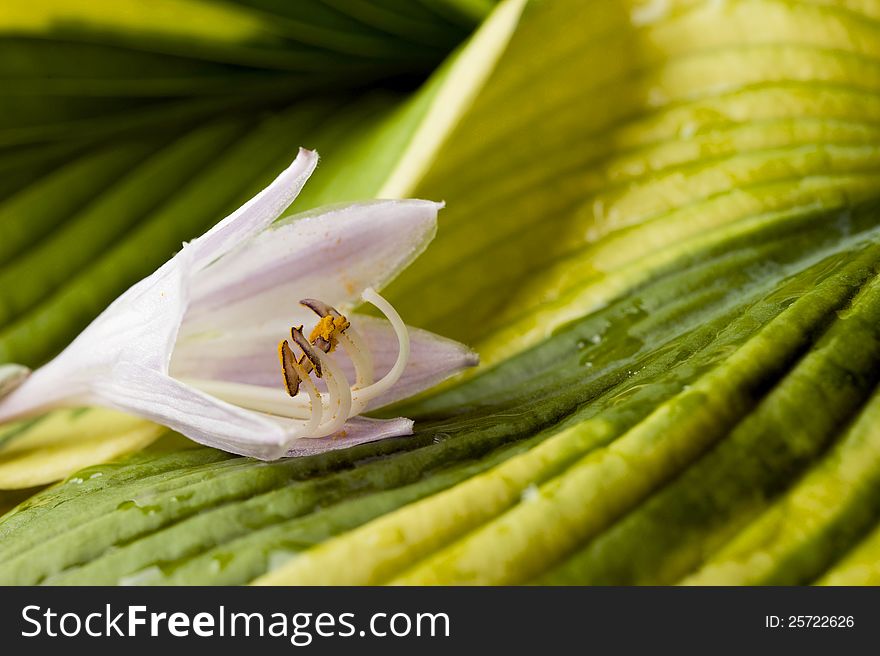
<box><xmin>180</xmin><ymin>199</ymin><xmax>440</xmax><ymax>337</ymax></box>
<box><xmin>349</xmin><ymin>316</ymin><xmax>479</xmax><ymax>410</ymax></box>
<box><xmin>0</xmin><ymin>150</ymin><xmax>318</xmax><ymax>426</ymax></box>
<box><xmin>93</xmin><ymin>362</ymin><xmax>292</xmax><ymax>460</ymax></box>
<box><xmin>94</xmin><ymin>364</ymin><xmax>413</xmax><ymax>460</ymax></box>
<box><xmin>285</xmin><ymin>416</ymin><xmax>414</xmax><ymax>457</ymax></box>
<box><xmin>0</xmin><ymin>252</ymin><xmax>193</xmax><ymax>421</ymax></box>
<box><xmin>186</xmin><ymin>148</ymin><xmax>318</xmax><ymax>270</ymax></box>
<box><xmin>170</xmin><ymin>314</ymin><xmax>478</xmax><ymax>409</ymax></box>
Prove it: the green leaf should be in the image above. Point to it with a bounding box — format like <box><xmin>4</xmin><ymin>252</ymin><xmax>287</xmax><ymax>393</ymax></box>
<box><xmin>0</xmin><ymin>409</ymin><xmax>165</xmax><ymax>490</ymax></box>
<box><xmin>4</xmin><ymin>196</ymin><xmax>880</xmax><ymax>584</ymax></box>
<box><xmin>680</xmin><ymin>388</ymin><xmax>880</xmax><ymax>586</ymax></box>
<box><xmin>0</xmin><ymin>0</ymin><xmax>486</xmax><ymax>137</ymax></box>
<box><xmin>381</xmin><ymin>0</ymin><xmax>880</xmax><ymax>363</ymax></box>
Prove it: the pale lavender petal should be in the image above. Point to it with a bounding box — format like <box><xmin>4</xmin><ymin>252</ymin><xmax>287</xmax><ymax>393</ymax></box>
<box><xmin>91</xmin><ymin>362</ymin><xmax>293</xmax><ymax>460</ymax></box>
<box><xmin>0</xmin><ymin>253</ymin><xmax>193</xmax><ymax>422</ymax></box>
<box><xmin>0</xmin><ymin>151</ymin><xmax>318</xmax><ymax>427</ymax></box>
<box><xmin>285</xmin><ymin>416</ymin><xmax>414</xmax><ymax>457</ymax></box>
<box><xmin>170</xmin><ymin>314</ymin><xmax>478</xmax><ymax>408</ymax></box>
<box><xmin>180</xmin><ymin>199</ymin><xmax>440</xmax><ymax>338</ymax></box>
<box><xmin>351</xmin><ymin>316</ymin><xmax>479</xmax><ymax>410</ymax></box>
<box><xmin>170</xmin><ymin>326</ymin><xmax>289</xmax><ymax>388</ymax></box>
<box><xmin>186</xmin><ymin>149</ymin><xmax>318</xmax><ymax>271</ymax></box>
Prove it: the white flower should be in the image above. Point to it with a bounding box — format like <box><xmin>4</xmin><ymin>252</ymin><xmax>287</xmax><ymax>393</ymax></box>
<box><xmin>0</xmin><ymin>149</ymin><xmax>477</xmax><ymax>459</ymax></box>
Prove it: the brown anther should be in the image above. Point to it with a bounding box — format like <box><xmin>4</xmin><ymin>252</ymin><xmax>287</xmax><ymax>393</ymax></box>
<box><xmin>300</xmin><ymin>298</ymin><xmax>342</xmax><ymax>319</ymax></box>
<box><xmin>301</xmin><ymin>299</ymin><xmax>350</xmax><ymax>352</ymax></box>
<box><xmin>278</xmin><ymin>340</ymin><xmax>301</xmax><ymax>397</ymax></box>
<box><xmin>290</xmin><ymin>326</ymin><xmax>324</xmax><ymax>378</ymax></box>
<box><xmin>280</xmin><ymin>300</ymin><xmax>352</xmax><ymax>396</ymax></box>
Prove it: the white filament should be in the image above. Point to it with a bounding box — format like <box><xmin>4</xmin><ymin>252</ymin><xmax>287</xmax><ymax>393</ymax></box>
<box><xmin>349</xmin><ymin>287</ymin><xmax>410</xmax><ymax>413</ymax></box>
<box><xmin>309</xmin><ymin>345</ymin><xmax>352</xmax><ymax>438</ymax></box>
<box><xmin>336</xmin><ymin>327</ymin><xmax>374</xmax><ymax>389</ymax></box>
<box><xmin>290</xmin><ymin>355</ymin><xmax>322</xmax><ymax>437</ymax></box>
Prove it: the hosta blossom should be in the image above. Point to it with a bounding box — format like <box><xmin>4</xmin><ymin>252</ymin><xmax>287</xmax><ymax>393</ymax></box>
<box><xmin>0</xmin><ymin>149</ymin><xmax>477</xmax><ymax>459</ymax></box>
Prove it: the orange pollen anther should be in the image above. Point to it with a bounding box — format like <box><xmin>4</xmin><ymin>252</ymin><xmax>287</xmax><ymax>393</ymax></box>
<box><xmin>309</xmin><ymin>315</ymin><xmax>350</xmax><ymax>348</ymax></box>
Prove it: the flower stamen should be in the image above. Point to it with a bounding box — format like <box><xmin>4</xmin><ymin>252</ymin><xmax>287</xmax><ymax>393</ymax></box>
<box><xmin>301</xmin><ymin>298</ymin><xmax>372</xmax><ymax>389</ymax></box>
<box><xmin>348</xmin><ymin>288</ymin><xmax>410</xmax><ymax>412</ymax></box>
<box><xmin>278</xmin><ymin>339</ymin><xmax>302</xmax><ymax>397</ymax></box>
<box><xmin>289</xmin><ymin>350</ymin><xmax>323</xmax><ymax>435</ymax></box>
<box><xmin>277</xmin><ymin>288</ymin><xmax>409</xmax><ymax>434</ymax></box>
<box><xmin>301</xmin><ymin>299</ymin><xmax>351</xmax><ymax>352</ymax></box>
<box><xmin>167</xmin><ymin>289</ymin><xmax>412</xmax><ymax>441</ymax></box>
<box><xmin>290</xmin><ymin>326</ymin><xmax>324</xmax><ymax>378</ymax></box>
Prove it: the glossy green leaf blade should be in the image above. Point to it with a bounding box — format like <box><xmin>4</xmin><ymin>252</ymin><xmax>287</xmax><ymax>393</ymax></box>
<box><xmin>377</xmin><ymin>0</ymin><xmax>880</xmax><ymax>367</ymax></box>
<box><xmin>538</xmin><ymin>260</ymin><xmax>880</xmax><ymax>585</ymax></box>
<box><xmin>4</xmin><ymin>199</ymin><xmax>880</xmax><ymax>584</ymax></box>
<box><xmin>679</xmin><ymin>388</ymin><xmax>880</xmax><ymax>586</ymax></box>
